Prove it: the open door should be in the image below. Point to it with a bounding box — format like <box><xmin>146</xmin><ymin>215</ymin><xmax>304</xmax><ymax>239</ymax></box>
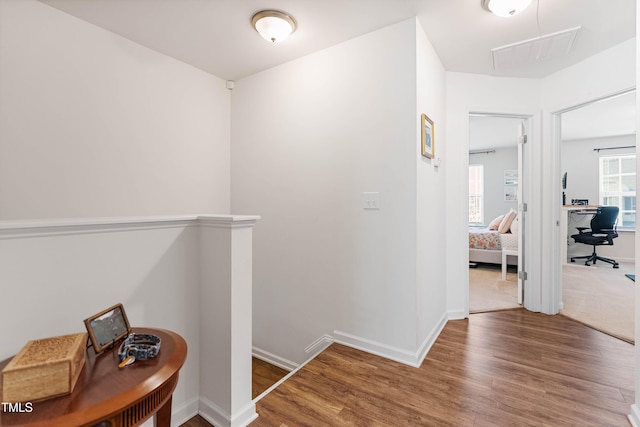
<box><xmin>468</xmin><ymin>113</ymin><xmax>529</xmax><ymax>313</ymax></box>
<box><xmin>517</xmin><ymin>121</ymin><xmax>526</xmax><ymax>305</ymax></box>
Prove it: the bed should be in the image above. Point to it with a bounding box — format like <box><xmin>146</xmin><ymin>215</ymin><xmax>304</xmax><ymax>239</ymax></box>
<box><xmin>469</xmin><ymin>226</ymin><xmax>518</xmax><ymax>267</ymax></box>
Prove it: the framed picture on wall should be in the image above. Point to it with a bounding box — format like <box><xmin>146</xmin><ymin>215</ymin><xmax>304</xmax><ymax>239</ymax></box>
<box><xmin>504</xmin><ymin>185</ymin><xmax>517</xmax><ymax>201</ymax></box>
<box><xmin>504</xmin><ymin>169</ymin><xmax>518</xmax><ymax>185</ymax></box>
<box><xmin>421</xmin><ymin>113</ymin><xmax>434</xmax><ymax>159</ymax></box>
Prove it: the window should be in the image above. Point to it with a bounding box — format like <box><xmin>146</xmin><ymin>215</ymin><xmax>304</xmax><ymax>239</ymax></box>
<box><xmin>599</xmin><ymin>154</ymin><xmax>636</xmax><ymax>228</ymax></box>
<box><xmin>469</xmin><ymin>164</ymin><xmax>484</xmax><ymax>224</ymax></box>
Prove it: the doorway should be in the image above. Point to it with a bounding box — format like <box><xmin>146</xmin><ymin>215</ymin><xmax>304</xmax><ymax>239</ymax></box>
<box><xmin>468</xmin><ymin>113</ymin><xmax>528</xmax><ymax>313</ymax></box>
<box><xmin>556</xmin><ymin>89</ymin><xmax>636</xmax><ymax>342</ymax></box>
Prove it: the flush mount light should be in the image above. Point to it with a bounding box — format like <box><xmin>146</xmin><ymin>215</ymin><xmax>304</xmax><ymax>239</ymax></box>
<box><xmin>481</xmin><ymin>0</ymin><xmax>534</xmax><ymax>17</ymax></box>
<box><xmin>251</xmin><ymin>10</ymin><xmax>297</xmax><ymax>43</ymax></box>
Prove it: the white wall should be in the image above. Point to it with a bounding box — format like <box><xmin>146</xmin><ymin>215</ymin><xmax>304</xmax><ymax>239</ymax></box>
<box><xmin>0</xmin><ymin>2</ymin><xmax>241</xmax><ymax>425</ymax></box>
<box><xmin>0</xmin><ymin>216</ymin><xmax>259</xmax><ymax>427</ymax></box>
<box><xmin>445</xmin><ymin>73</ymin><xmax>541</xmax><ymax>317</ymax></box>
<box><xmin>415</xmin><ymin>20</ymin><xmax>448</xmax><ymax>350</ymax></box>
<box><xmin>469</xmin><ymin>147</ymin><xmax>518</xmax><ymax>225</ymax></box>
<box><xmin>0</xmin><ymin>0</ymin><xmax>231</xmax><ymax>220</ymax></box>
<box><xmin>561</xmin><ymin>135</ymin><xmax>635</xmax><ymax>206</ymax></box>
<box><xmin>232</xmin><ymin>18</ymin><xmax>446</xmax><ymax>366</ymax></box>
<box><xmin>0</xmin><ymin>219</ymin><xmax>202</xmax><ymax>423</ymax></box>
<box><xmin>540</xmin><ymin>38</ymin><xmax>636</xmax><ymax>313</ymax></box>
<box><xmin>447</xmin><ymin>37</ymin><xmax>637</xmax><ymax>317</ymax></box>
<box><xmin>542</xmin><ymin>39</ymin><xmax>636</xmax><ymax>112</ymax></box>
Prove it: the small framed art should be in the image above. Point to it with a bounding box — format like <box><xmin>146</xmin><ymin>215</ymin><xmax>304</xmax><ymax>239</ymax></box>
<box><xmin>84</xmin><ymin>303</ymin><xmax>131</xmax><ymax>354</ymax></box>
<box><xmin>421</xmin><ymin>113</ymin><xmax>434</xmax><ymax>159</ymax></box>
<box><xmin>504</xmin><ymin>169</ymin><xmax>518</xmax><ymax>185</ymax></box>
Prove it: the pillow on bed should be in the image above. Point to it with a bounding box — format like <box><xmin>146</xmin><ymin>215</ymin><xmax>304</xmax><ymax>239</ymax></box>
<box><xmin>488</xmin><ymin>215</ymin><xmax>504</xmax><ymax>230</ymax></box>
<box><xmin>498</xmin><ymin>209</ymin><xmax>517</xmax><ymax>233</ymax></box>
<box><xmin>510</xmin><ymin>216</ymin><xmax>518</xmax><ymax>236</ymax></box>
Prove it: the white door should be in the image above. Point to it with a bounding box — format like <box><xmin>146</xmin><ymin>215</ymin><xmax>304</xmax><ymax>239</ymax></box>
<box><xmin>517</xmin><ymin>120</ymin><xmax>526</xmax><ymax>305</ymax></box>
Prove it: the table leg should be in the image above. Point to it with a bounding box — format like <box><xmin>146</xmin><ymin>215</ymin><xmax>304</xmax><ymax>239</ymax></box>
<box><xmin>155</xmin><ymin>395</ymin><xmax>172</xmax><ymax>427</ymax></box>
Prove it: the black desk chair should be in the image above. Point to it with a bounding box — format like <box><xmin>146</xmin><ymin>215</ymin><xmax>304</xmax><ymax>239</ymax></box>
<box><xmin>570</xmin><ymin>206</ymin><xmax>619</xmax><ymax>268</ymax></box>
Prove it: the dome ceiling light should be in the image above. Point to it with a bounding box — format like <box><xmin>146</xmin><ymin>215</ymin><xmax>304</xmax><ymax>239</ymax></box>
<box><xmin>481</xmin><ymin>0</ymin><xmax>534</xmax><ymax>17</ymax></box>
<box><xmin>251</xmin><ymin>10</ymin><xmax>297</xmax><ymax>43</ymax></box>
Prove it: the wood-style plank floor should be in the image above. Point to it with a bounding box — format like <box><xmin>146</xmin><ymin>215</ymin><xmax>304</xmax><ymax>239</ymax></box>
<box><xmin>252</xmin><ymin>357</ymin><xmax>289</xmax><ymax>399</ymax></box>
<box><xmin>250</xmin><ymin>309</ymin><xmax>635</xmax><ymax>426</ymax></box>
<box><xmin>180</xmin><ymin>358</ymin><xmax>288</xmax><ymax>427</ymax></box>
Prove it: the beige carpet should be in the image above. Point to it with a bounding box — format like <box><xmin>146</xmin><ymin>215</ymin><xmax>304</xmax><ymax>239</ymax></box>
<box><xmin>561</xmin><ymin>261</ymin><xmax>635</xmax><ymax>343</ymax></box>
<box><xmin>469</xmin><ymin>264</ymin><xmax>519</xmax><ymax>313</ymax></box>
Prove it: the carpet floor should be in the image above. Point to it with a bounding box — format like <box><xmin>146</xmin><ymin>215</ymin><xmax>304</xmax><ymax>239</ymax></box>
<box><xmin>561</xmin><ymin>261</ymin><xmax>635</xmax><ymax>343</ymax></box>
<box><xmin>470</xmin><ymin>261</ymin><xmax>635</xmax><ymax>343</ymax></box>
<box><xmin>469</xmin><ymin>263</ymin><xmax>519</xmax><ymax>313</ymax></box>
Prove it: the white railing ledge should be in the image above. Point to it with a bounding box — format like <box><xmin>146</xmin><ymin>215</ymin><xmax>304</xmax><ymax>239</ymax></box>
<box><xmin>196</xmin><ymin>214</ymin><xmax>260</xmax><ymax>222</ymax></box>
<box><xmin>0</xmin><ymin>214</ymin><xmax>260</xmax><ymax>236</ymax></box>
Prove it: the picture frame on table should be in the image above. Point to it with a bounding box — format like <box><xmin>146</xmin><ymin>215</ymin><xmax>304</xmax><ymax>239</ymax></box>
<box><xmin>84</xmin><ymin>303</ymin><xmax>131</xmax><ymax>354</ymax></box>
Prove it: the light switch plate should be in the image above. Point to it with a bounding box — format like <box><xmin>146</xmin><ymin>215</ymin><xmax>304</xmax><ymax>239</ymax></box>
<box><xmin>363</xmin><ymin>192</ymin><xmax>380</xmax><ymax>209</ymax></box>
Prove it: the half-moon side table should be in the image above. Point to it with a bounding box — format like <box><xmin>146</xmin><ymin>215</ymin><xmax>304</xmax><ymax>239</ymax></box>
<box><xmin>0</xmin><ymin>328</ymin><xmax>187</xmax><ymax>427</ymax></box>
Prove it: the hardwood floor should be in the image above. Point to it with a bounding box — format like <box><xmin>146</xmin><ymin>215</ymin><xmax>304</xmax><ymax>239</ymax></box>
<box><xmin>252</xmin><ymin>357</ymin><xmax>289</xmax><ymax>399</ymax></box>
<box><xmin>251</xmin><ymin>310</ymin><xmax>634</xmax><ymax>426</ymax></box>
<box><xmin>180</xmin><ymin>358</ymin><xmax>288</xmax><ymax>427</ymax></box>
<box><xmin>180</xmin><ymin>414</ymin><xmax>213</xmax><ymax>427</ymax></box>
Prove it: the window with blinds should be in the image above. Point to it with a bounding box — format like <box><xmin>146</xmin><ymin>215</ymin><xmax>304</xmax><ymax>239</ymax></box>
<box><xmin>599</xmin><ymin>154</ymin><xmax>636</xmax><ymax>229</ymax></box>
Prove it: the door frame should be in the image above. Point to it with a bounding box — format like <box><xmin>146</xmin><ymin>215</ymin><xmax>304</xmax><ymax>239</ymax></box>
<box><xmin>466</xmin><ymin>111</ymin><xmax>535</xmax><ymax>313</ymax></box>
<box><xmin>549</xmin><ymin>87</ymin><xmax>637</xmax><ymax>313</ymax></box>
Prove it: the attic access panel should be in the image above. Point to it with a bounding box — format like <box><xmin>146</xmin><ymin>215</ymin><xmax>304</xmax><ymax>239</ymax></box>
<box><xmin>492</xmin><ymin>26</ymin><xmax>581</xmax><ymax>70</ymax></box>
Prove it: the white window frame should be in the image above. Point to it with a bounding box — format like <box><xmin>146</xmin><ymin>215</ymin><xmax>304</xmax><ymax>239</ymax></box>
<box><xmin>469</xmin><ymin>164</ymin><xmax>484</xmax><ymax>225</ymax></box>
<box><xmin>599</xmin><ymin>154</ymin><xmax>636</xmax><ymax>230</ymax></box>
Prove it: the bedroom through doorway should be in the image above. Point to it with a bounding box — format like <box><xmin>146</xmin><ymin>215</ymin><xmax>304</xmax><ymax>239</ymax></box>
<box><xmin>468</xmin><ymin>114</ymin><xmax>526</xmax><ymax>313</ymax></box>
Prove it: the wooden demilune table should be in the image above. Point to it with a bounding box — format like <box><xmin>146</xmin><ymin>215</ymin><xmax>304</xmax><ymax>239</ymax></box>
<box><xmin>0</xmin><ymin>328</ymin><xmax>187</xmax><ymax>427</ymax></box>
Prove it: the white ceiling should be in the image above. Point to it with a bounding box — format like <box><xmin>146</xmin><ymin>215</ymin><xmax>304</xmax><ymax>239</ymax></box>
<box><xmin>39</xmin><ymin>0</ymin><xmax>635</xmax><ymax>81</ymax></box>
<box><xmin>37</xmin><ymin>0</ymin><xmax>636</xmax><ymax>146</ymax></box>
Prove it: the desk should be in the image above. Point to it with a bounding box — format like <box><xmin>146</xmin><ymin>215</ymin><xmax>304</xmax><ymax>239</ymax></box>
<box><xmin>0</xmin><ymin>328</ymin><xmax>187</xmax><ymax>427</ymax></box>
<box><xmin>560</xmin><ymin>205</ymin><xmax>600</xmax><ymax>264</ymax></box>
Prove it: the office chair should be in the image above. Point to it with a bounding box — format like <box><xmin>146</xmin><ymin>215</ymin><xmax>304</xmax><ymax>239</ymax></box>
<box><xmin>570</xmin><ymin>206</ymin><xmax>619</xmax><ymax>268</ymax></box>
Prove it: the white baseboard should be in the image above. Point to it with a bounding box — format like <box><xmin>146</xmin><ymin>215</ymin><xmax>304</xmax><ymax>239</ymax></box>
<box><xmin>629</xmin><ymin>404</ymin><xmax>640</xmax><ymax>427</ymax></box>
<box><xmin>252</xmin><ymin>346</ymin><xmax>297</xmax><ymax>372</ymax></box>
<box><xmin>199</xmin><ymin>397</ymin><xmax>258</xmax><ymax>427</ymax></box>
<box><xmin>334</xmin><ymin>311</ymin><xmax>449</xmax><ymax>368</ymax></box>
<box><xmin>304</xmin><ymin>334</ymin><xmax>334</xmax><ymax>357</ymax></box>
<box><xmin>172</xmin><ymin>397</ymin><xmax>200</xmax><ymax>427</ymax></box>
<box><xmin>416</xmin><ymin>312</ymin><xmax>449</xmax><ymax>366</ymax></box>
<box><xmin>447</xmin><ymin>309</ymin><xmax>467</xmax><ymax>320</ymax></box>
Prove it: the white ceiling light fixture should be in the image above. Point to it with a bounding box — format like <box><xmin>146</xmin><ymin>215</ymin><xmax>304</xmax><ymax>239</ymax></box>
<box><xmin>481</xmin><ymin>0</ymin><xmax>534</xmax><ymax>17</ymax></box>
<box><xmin>251</xmin><ymin>10</ymin><xmax>297</xmax><ymax>43</ymax></box>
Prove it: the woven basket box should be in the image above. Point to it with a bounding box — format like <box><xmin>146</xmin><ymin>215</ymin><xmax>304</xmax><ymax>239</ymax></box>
<box><xmin>2</xmin><ymin>333</ymin><xmax>87</xmax><ymax>402</ymax></box>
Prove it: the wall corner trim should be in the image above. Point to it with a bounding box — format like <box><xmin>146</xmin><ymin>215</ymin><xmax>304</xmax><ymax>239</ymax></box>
<box><xmin>199</xmin><ymin>397</ymin><xmax>258</xmax><ymax>427</ymax></box>
<box><xmin>628</xmin><ymin>404</ymin><xmax>640</xmax><ymax>427</ymax></box>
<box><xmin>333</xmin><ymin>311</ymin><xmax>448</xmax><ymax>368</ymax></box>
